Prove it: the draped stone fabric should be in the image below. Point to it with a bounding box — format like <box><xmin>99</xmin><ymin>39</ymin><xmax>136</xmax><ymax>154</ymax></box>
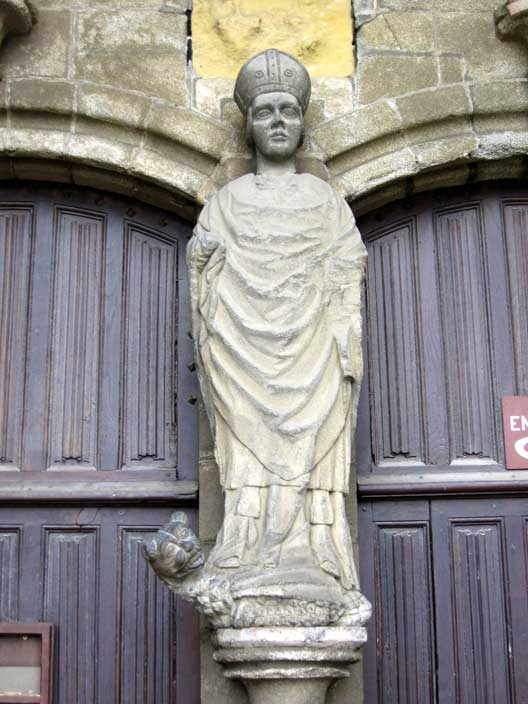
<box><xmin>187</xmin><ymin>172</ymin><xmax>366</xmax><ymax>495</ymax></box>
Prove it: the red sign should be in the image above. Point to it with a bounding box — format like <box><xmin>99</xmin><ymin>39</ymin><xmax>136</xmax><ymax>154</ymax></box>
<box><xmin>502</xmin><ymin>396</ymin><xmax>528</xmax><ymax>469</ymax></box>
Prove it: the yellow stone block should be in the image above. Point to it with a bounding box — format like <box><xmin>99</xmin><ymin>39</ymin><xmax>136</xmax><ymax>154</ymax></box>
<box><xmin>192</xmin><ymin>0</ymin><xmax>354</xmax><ymax>78</ymax></box>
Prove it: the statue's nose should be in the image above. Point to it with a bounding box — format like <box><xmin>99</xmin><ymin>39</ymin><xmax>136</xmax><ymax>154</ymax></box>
<box><xmin>271</xmin><ymin>107</ymin><xmax>284</xmax><ymax>125</ymax></box>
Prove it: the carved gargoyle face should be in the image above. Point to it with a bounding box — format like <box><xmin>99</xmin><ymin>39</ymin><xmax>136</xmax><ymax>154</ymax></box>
<box><xmin>248</xmin><ymin>91</ymin><xmax>304</xmax><ymax>160</ymax></box>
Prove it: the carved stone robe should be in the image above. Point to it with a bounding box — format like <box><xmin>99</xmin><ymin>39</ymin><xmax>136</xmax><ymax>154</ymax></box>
<box><xmin>187</xmin><ymin>172</ymin><xmax>366</xmax><ymax>505</ymax></box>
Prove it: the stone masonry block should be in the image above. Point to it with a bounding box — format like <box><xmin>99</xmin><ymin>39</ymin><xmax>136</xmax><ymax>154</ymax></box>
<box><xmin>77</xmin><ymin>85</ymin><xmax>151</xmax><ymax>128</ymax></box>
<box><xmin>405</xmin><ymin>117</ymin><xmax>473</xmax><ymax>147</ymax></box>
<box><xmin>9</xmin><ymin>78</ymin><xmax>74</xmax><ymax>113</ymax></box>
<box><xmin>396</xmin><ymin>86</ymin><xmax>471</xmax><ymax>129</ymax></box>
<box><xmin>74</xmin><ymin>118</ymin><xmax>142</xmax><ymax>147</ymax></box>
<box><xmin>357</xmin><ymin>55</ymin><xmax>438</xmax><ymax>104</ymax></box>
<box><xmin>358</xmin><ymin>12</ymin><xmax>433</xmax><ymax>53</ymax></box>
<box><xmin>75</xmin><ymin>10</ymin><xmax>188</xmax><ymax>103</ymax></box>
<box><xmin>411</xmin><ymin>134</ymin><xmax>478</xmax><ymax>170</ymax></box>
<box><xmin>437</xmin><ymin>13</ymin><xmax>528</xmax><ymax>81</ymax></box>
<box><xmin>380</xmin><ymin>0</ymin><xmax>498</xmax><ymax>9</ymax></box>
<box><xmin>439</xmin><ymin>56</ymin><xmax>465</xmax><ymax>85</ymax></box>
<box><xmin>146</xmin><ymin>105</ymin><xmax>230</xmax><ymax>160</ymax></box>
<box><xmin>2</xmin><ymin>10</ymin><xmax>71</xmax><ymax>78</ymax></box>
<box><xmin>472</xmin><ymin>113</ymin><xmax>528</xmax><ymax>136</ymax></box>
<box><xmin>329</xmin><ymin>133</ymin><xmax>409</xmax><ymax>178</ymax></box>
<box><xmin>313</xmin><ymin>102</ymin><xmax>402</xmax><ymax>160</ymax></box>
<box><xmin>471</xmin><ymin>80</ymin><xmax>528</xmax><ymax>114</ymax></box>
<box><xmin>38</xmin><ymin>0</ymin><xmax>181</xmax><ymax>7</ymax></box>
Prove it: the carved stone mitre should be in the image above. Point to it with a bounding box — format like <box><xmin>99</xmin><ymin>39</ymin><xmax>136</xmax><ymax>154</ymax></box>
<box><xmin>234</xmin><ymin>47</ymin><xmax>311</xmax><ymax>114</ymax></box>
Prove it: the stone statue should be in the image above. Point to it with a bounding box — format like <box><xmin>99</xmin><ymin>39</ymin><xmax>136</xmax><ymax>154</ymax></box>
<box><xmin>145</xmin><ymin>48</ymin><xmax>371</xmax><ymax>633</ymax></box>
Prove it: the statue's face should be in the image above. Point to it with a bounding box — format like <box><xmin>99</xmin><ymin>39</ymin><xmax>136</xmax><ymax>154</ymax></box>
<box><xmin>249</xmin><ymin>92</ymin><xmax>303</xmax><ymax>161</ymax></box>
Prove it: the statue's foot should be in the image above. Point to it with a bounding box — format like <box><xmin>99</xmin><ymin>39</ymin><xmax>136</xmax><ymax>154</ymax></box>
<box><xmin>257</xmin><ymin>546</ymin><xmax>280</xmax><ymax>568</ymax></box>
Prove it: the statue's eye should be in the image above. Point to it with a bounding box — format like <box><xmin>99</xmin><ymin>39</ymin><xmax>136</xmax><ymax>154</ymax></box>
<box><xmin>255</xmin><ymin>109</ymin><xmax>271</xmax><ymax>119</ymax></box>
<box><xmin>282</xmin><ymin>108</ymin><xmax>298</xmax><ymax>117</ymax></box>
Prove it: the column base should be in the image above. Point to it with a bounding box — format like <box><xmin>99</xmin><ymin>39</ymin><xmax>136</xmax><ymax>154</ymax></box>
<box><xmin>212</xmin><ymin>626</ymin><xmax>367</xmax><ymax>704</ymax></box>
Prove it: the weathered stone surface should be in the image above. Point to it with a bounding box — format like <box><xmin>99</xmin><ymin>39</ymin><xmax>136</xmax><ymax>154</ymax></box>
<box><xmin>339</xmin><ymin>148</ymin><xmax>418</xmax><ymax>199</ymax></box>
<box><xmin>192</xmin><ymin>0</ymin><xmax>354</xmax><ymax>78</ymax></box>
<box><xmin>195</xmin><ymin>78</ymin><xmax>236</xmax><ymax>119</ymax></box>
<box><xmin>311</xmin><ymin>78</ymin><xmax>354</xmax><ymax>120</ymax></box>
<box><xmin>2</xmin><ymin>10</ymin><xmax>71</xmax><ymax>78</ymax></box>
<box><xmin>439</xmin><ymin>56</ymin><xmax>465</xmax><ymax>85</ymax></box>
<box><xmin>129</xmin><ymin>144</ymin><xmax>215</xmax><ymax>203</ymax></box>
<box><xmin>328</xmin><ymin>133</ymin><xmax>409</xmax><ymax>178</ymax></box>
<box><xmin>357</xmin><ymin>55</ymin><xmax>438</xmax><ymax>103</ymax></box>
<box><xmin>396</xmin><ymin>86</ymin><xmax>471</xmax><ymax>129</ymax></box>
<box><xmin>411</xmin><ymin>134</ymin><xmax>478</xmax><ymax>170</ymax></box>
<box><xmin>437</xmin><ymin>13</ymin><xmax>527</xmax><ymax>80</ymax></box>
<box><xmin>146</xmin><ymin>105</ymin><xmax>230</xmax><ymax>160</ymax></box>
<box><xmin>74</xmin><ymin>118</ymin><xmax>142</xmax><ymax>147</ymax></box>
<box><xmin>380</xmin><ymin>0</ymin><xmax>498</xmax><ymax>9</ymax></box>
<box><xmin>358</xmin><ymin>12</ymin><xmax>433</xmax><ymax>52</ymax></box>
<box><xmin>38</xmin><ymin>0</ymin><xmax>179</xmax><ymax>7</ymax></box>
<box><xmin>75</xmin><ymin>10</ymin><xmax>188</xmax><ymax>101</ymax></box>
<box><xmin>7</xmin><ymin>112</ymin><xmax>71</xmax><ymax>132</ymax></box>
<box><xmin>77</xmin><ymin>85</ymin><xmax>151</xmax><ymax>128</ymax></box>
<box><xmin>472</xmin><ymin>113</ymin><xmax>528</xmax><ymax>135</ymax></box>
<box><xmin>404</xmin><ymin>117</ymin><xmax>473</xmax><ymax>146</ymax></box>
<box><xmin>11</xmin><ymin>157</ymin><xmax>72</xmax><ymax>183</ymax></box>
<box><xmin>9</xmin><ymin>78</ymin><xmax>74</xmax><ymax>113</ymax></box>
<box><xmin>471</xmin><ymin>79</ymin><xmax>528</xmax><ymax>113</ymax></box>
<box><xmin>313</xmin><ymin>102</ymin><xmax>402</xmax><ymax>160</ymax></box>
<box><xmin>412</xmin><ymin>164</ymin><xmax>471</xmax><ymax>195</ymax></box>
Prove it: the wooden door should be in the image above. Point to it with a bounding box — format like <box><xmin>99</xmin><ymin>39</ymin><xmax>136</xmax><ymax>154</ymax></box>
<box><xmin>357</xmin><ymin>182</ymin><xmax>528</xmax><ymax>704</ymax></box>
<box><xmin>0</xmin><ymin>183</ymin><xmax>199</xmax><ymax>703</ymax></box>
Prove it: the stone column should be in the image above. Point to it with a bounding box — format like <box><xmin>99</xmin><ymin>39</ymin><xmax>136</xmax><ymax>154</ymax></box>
<box><xmin>213</xmin><ymin>627</ymin><xmax>366</xmax><ymax>704</ymax></box>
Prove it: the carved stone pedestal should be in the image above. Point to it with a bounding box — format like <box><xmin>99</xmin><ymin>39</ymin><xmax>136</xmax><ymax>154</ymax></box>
<box><xmin>212</xmin><ymin>626</ymin><xmax>367</xmax><ymax>704</ymax></box>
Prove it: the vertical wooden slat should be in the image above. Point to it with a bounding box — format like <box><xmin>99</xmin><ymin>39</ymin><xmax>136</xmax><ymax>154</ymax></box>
<box><xmin>117</xmin><ymin>528</ymin><xmax>174</xmax><ymax>704</ymax></box>
<box><xmin>97</xmin><ymin>207</ymin><xmax>125</xmax><ymax>470</ymax></box>
<box><xmin>360</xmin><ymin>501</ymin><xmax>435</xmax><ymax>704</ymax></box>
<box><xmin>435</xmin><ymin>205</ymin><xmax>498</xmax><ymax>463</ymax></box>
<box><xmin>121</xmin><ymin>225</ymin><xmax>177</xmax><ymax>469</ymax></box>
<box><xmin>0</xmin><ymin>529</ymin><xmax>20</xmax><ymax>620</ymax></box>
<box><xmin>502</xmin><ymin>200</ymin><xmax>528</xmax><ymax>395</ymax></box>
<box><xmin>48</xmin><ymin>209</ymin><xmax>105</xmax><ymax>469</ymax></box>
<box><xmin>366</xmin><ymin>219</ymin><xmax>424</xmax><ymax>466</ymax></box>
<box><xmin>0</xmin><ymin>208</ymin><xmax>33</xmax><ymax>469</ymax></box>
<box><xmin>450</xmin><ymin>522</ymin><xmax>512</xmax><ymax>703</ymax></box>
<box><xmin>22</xmin><ymin>198</ymin><xmax>54</xmax><ymax>471</ymax></box>
<box><xmin>43</xmin><ymin>529</ymin><xmax>99</xmax><ymax>704</ymax></box>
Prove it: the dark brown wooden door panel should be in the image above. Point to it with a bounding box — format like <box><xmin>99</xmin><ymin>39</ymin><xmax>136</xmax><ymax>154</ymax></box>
<box><xmin>360</xmin><ymin>500</ymin><xmax>436</xmax><ymax>704</ymax></box>
<box><xmin>0</xmin><ymin>183</ymin><xmax>200</xmax><ymax>703</ymax></box>
<box><xmin>0</xmin><ymin>183</ymin><xmax>198</xmax><ymax>478</ymax></box>
<box><xmin>357</xmin><ymin>182</ymin><xmax>528</xmax><ymax>479</ymax></box>
<box><xmin>358</xmin><ymin>183</ymin><xmax>528</xmax><ymax>704</ymax></box>
<box><xmin>0</xmin><ymin>505</ymin><xmax>199</xmax><ymax>704</ymax></box>
<box><xmin>360</xmin><ymin>497</ymin><xmax>528</xmax><ymax>704</ymax></box>
<box><xmin>432</xmin><ymin>498</ymin><xmax>528</xmax><ymax>704</ymax></box>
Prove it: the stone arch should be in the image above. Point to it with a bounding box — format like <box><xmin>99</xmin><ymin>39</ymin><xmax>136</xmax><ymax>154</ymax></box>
<box><xmin>0</xmin><ymin>79</ymin><xmax>235</xmax><ymax>220</ymax></box>
<box><xmin>309</xmin><ymin>80</ymin><xmax>528</xmax><ymax>213</ymax></box>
